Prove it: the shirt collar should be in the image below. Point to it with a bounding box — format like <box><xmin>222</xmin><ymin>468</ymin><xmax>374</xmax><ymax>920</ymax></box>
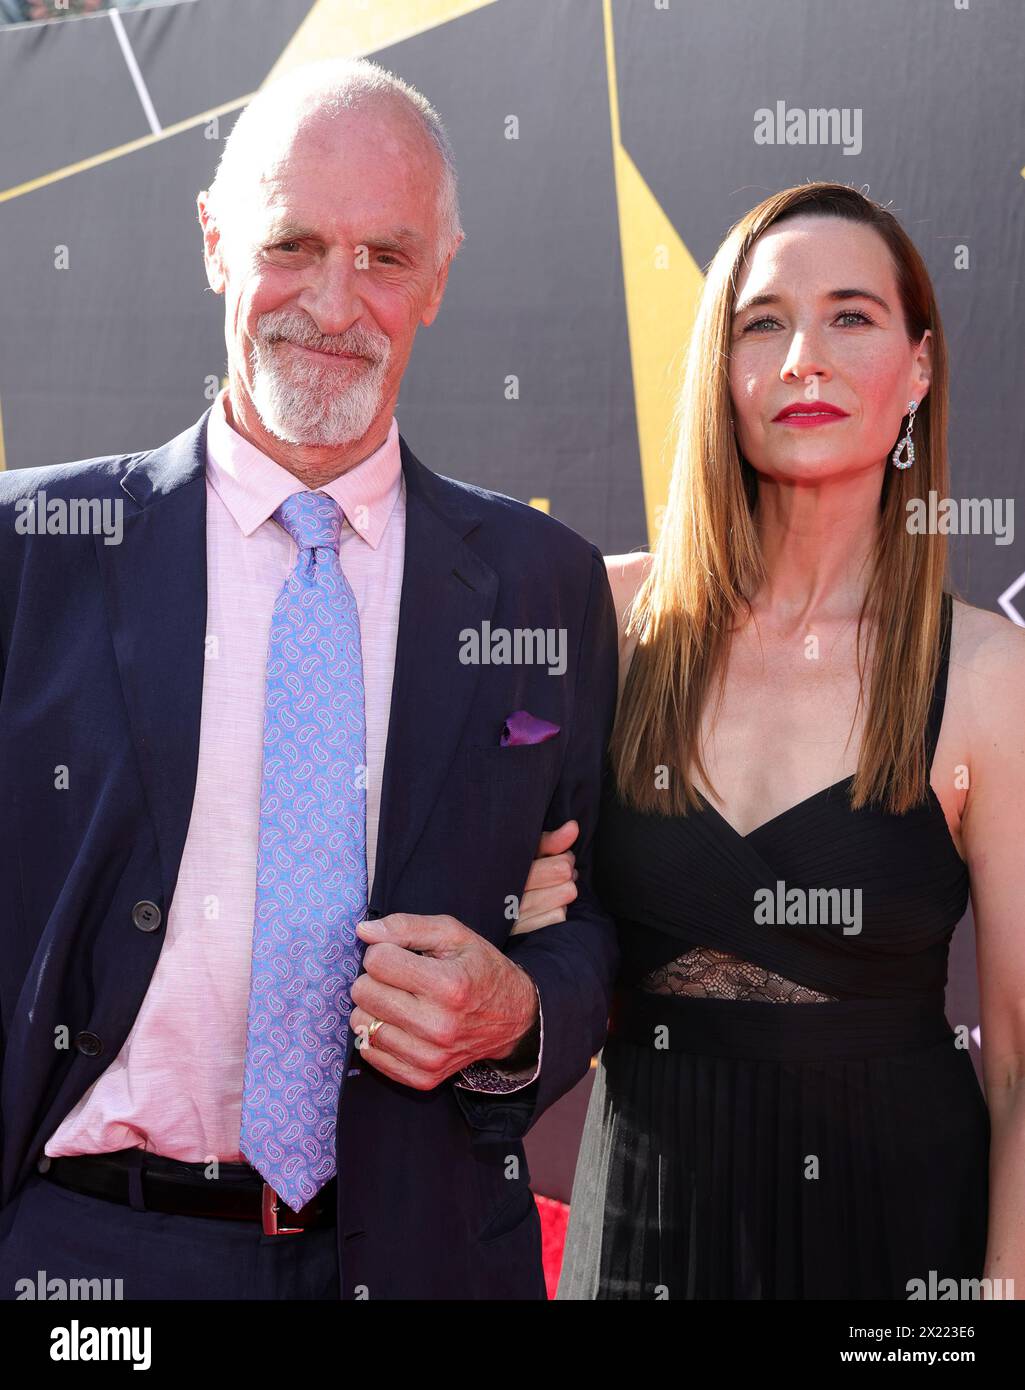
<box><xmin>205</xmin><ymin>388</ymin><xmax>402</xmax><ymax>549</ymax></box>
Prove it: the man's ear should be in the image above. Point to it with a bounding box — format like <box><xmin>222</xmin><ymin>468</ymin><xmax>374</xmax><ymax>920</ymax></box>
<box><xmin>421</xmin><ymin>233</ymin><xmax>463</xmax><ymax>328</ymax></box>
<box><xmin>197</xmin><ymin>190</ymin><xmax>226</xmax><ymax>295</ymax></box>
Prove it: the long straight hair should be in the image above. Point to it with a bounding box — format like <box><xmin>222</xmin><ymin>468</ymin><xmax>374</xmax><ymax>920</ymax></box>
<box><xmin>611</xmin><ymin>182</ymin><xmax>950</xmax><ymax>816</ymax></box>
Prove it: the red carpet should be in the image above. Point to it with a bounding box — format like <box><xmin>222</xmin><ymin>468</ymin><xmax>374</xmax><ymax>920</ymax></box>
<box><xmin>534</xmin><ymin>1192</ymin><xmax>569</xmax><ymax>1298</ymax></box>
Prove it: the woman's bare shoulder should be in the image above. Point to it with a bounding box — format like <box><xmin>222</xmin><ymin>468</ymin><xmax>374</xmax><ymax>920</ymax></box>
<box><xmin>950</xmin><ymin>596</ymin><xmax>1025</xmax><ymax>669</ymax></box>
<box><xmin>604</xmin><ymin>551</ymin><xmax>653</xmax><ymax>626</ymax></box>
<box><xmin>949</xmin><ymin>596</ymin><xmax>1025</xmax><ymax>736</ymax></box>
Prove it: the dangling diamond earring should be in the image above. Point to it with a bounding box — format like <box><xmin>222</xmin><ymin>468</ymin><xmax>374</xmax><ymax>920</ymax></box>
<box><xmin>892</xmin><ymin>399</ymin><xmax>918</xmax><ymax>469</ymax></box>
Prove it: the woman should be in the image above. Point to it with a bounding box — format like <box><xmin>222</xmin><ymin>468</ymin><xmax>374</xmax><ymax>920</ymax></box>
<box><xmin>515</xmin><ymin>183</ymin><xmax>1025</xmax><ymax>1299</ymax></box>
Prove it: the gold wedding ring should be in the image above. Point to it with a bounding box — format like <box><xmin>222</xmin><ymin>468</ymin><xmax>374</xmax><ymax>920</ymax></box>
<box><xmin>367</xmin><ymin>1017</ymin><xmax>384</xmax><ymax>1044</ymax></box>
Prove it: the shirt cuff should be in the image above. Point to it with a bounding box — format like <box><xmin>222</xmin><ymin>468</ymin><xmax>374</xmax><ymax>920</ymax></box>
<box><xmin>454</xmin><ymin>983</ymin><xmax>544</xmax><ymax>1094</ymax></box>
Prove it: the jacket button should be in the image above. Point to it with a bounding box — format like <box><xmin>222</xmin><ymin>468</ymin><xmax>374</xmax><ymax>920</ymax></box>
<box><xmin>74</xmin><ymin>1031</ymin><xmax>103</xmax><ymax>1058</ymax></box>
<box><xmin>37</xmin><ymin>1154</ymin><xmax>51</xmax><ymax>1174</ymax></box>
<box><xmin>131</xmin><ymin>900</ymin><xmax>162</xmax><ymax>932</ymax></box>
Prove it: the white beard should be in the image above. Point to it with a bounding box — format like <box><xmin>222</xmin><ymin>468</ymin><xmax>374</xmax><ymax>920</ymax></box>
<box><xmin>250</xmin><ymin>337</ymin><xmax>391</xmax><ymax>447</ymax></box>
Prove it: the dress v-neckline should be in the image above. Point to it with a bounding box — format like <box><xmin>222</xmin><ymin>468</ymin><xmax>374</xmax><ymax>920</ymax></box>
<box><xmin>697</xmin><ymin>774</ymin><xmax>968</xmax><ymax>869</ymax></box>
<box><xmin>697</xmin><ymin>773</ymin><xmax>857</xmax><ymax>841</ymax></box>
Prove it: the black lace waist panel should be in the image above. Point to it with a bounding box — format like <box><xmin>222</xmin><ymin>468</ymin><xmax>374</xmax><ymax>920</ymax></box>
<box><xmin>614</xmin><ymin>917</ymin><xmax>954</xmax><ymax>1001</ymax></box>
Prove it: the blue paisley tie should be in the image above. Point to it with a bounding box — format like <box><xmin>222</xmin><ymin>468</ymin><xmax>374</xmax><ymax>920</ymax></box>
<box><xmin>240</xmin><ymin>490</ymin><xmax>368</xmax><ymax>1212</ymax></box>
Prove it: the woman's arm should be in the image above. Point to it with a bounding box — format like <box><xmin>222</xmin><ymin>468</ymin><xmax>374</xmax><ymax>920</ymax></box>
<box><xmin>604</xmin><ymin>551</ymin><xmax>652</xmax><ymax>706</ymax></box>
<box><xmin>510</xmin><ymin>553</ymin><xmax>653</xmax><ymax>935</ymax></box>
<box><xmin>959</xmin><ymin>605</ymin><xmax>1025</xmax><ymax>1295</ymax></box>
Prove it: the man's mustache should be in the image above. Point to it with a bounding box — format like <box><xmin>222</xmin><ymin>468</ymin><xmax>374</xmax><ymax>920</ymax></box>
<box><xmin>259</xmin><ymin>319</ymin><xmax>388</xmax><ymax>364</ymax></box>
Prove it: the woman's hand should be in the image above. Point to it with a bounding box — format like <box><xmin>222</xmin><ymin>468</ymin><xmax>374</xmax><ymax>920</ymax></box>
<box><xmin>509</xmin><ymin>819</ymin><xmax>579</xmax><ymax>935</ymax></box>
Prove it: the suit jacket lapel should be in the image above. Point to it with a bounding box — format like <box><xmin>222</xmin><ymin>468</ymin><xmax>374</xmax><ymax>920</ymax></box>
<box><xmin>93</xmin><ymin>410</ymin><xmax>210</xmax><ymax>910</ymax></box>
<box><xmin>94</xmin><ymin>413</ymin><xmax>496</xmax><ymax>919</ymax></box>
<box><xmin>370</xmin><ymin>437</ymin><xmax>498</xmax><ymax>908</ymax></box>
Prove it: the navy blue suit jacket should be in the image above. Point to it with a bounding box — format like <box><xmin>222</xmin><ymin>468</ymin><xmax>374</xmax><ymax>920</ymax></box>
<box><xmin>0</xmin><ymin>407</ymin><xmax>619</xmax><ymax>1298</ymax></box>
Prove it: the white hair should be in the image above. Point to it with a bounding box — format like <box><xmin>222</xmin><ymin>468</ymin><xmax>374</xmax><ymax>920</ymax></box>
<box><xmin>205</xmin><ymin>58</ymin><xmax>463</xmax><ymax>267</ymax></box>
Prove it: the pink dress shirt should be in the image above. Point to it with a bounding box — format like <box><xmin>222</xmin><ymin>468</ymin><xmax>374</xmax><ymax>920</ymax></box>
<box><xmin>46</xmin><ymin>389</ymin><xmax>539</xmax><ymax>1163</ymax></box>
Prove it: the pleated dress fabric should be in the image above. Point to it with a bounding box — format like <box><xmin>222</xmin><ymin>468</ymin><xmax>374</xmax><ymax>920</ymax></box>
<box><xmin>558</xmin><ymin>594</ymin><xmax>990</xmax><ymax>1300</ymax></box>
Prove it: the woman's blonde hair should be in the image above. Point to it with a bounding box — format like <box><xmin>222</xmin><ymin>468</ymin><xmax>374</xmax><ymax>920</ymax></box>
<box><xmin>611</xmin><ymin>181</ymin><xmax>950</xmax><ymax>817</ymax></box>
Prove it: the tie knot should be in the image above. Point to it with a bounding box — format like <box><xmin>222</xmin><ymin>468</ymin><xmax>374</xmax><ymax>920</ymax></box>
<box><xmin>273</xmin><ymin>491</ymin><xmax>342</xmax><ymax>553</ymax></box>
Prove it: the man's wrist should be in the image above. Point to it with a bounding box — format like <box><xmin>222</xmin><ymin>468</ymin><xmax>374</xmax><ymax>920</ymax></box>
<box><xmin>485</xmin><ymin>970</ymin><xmax>540</xmax><ymax>1069</ymax></box>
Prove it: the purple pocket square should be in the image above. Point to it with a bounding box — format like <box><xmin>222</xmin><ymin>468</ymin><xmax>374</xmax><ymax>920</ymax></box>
<box><xmin>500</xmin><ymin>710</ymin><xmax>560</xmax><ymax>747</ymax></box>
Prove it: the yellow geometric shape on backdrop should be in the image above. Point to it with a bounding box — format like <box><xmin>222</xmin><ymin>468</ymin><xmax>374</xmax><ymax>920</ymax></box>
<box><xmin>265</xmin><ymin>0</ymin><xmax>500</xmax><ymax>79</ymax></box>
<box><xmin>602</xmin><ymin>0</ymin><xmax>706</xmax><ymax>546</ymax></box>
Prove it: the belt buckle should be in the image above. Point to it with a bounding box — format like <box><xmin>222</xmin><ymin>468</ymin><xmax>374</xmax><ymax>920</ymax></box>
<box><xmin>261</xmin><ymin>1183</ymin><xmax>304</xmax><ymax>1236</ymax></box>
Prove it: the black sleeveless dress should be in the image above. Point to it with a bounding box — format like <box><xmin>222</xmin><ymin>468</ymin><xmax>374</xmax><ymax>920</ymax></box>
<box><xmin>558</xmin><ymin>593</ymin><xmax>989</xmax><ymax>1300</ymax></box>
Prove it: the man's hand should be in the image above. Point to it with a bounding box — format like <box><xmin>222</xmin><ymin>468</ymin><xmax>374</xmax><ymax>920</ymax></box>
<box><xmin>349</xmin><ymin>914</ymin><xmax>540</xmax><ymax>1090</ymax></box>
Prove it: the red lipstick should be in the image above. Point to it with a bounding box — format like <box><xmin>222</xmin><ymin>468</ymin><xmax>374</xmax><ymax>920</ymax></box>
<box><xmin>772</xmin><ymin>401</ymin><xmax>849</xmax><ymax>426</ymax></box>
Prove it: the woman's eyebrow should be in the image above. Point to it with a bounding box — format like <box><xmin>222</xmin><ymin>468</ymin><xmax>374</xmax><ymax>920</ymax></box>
<box><xmin>734</xmin><ymin>287</ymin><xmax>892</xmax><ymax>316</ymax></box>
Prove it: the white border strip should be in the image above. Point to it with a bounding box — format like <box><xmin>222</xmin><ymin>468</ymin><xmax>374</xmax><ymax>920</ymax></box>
<box><xmin>109</xmin><ymin>9</ymin><xmax>162</xmax><ymax>136</ymax></box>
<box><xmin>997</xmin><ymin>569</ymin><xmax>1025</xmax><ymax>626</ymax></box>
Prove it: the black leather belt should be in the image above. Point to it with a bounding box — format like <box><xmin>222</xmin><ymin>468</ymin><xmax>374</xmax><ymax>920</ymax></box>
<box><xmin>43</xmin><ymin>1149</ymin><xmax>337</xmax><ymax>1235</ymax></box>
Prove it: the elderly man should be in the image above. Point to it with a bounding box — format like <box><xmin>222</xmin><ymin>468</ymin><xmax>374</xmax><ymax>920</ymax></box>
<box><xmin>0</xmin><ymin>59</ymin><xmax>618</xmax><ymax>1300</ymax></box>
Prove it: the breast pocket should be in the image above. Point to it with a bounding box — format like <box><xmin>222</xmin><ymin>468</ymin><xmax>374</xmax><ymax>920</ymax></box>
<box><xmin>464</xmin><ymin>738</ymin><xmax>563</xmax><ymax>785</ymax></box>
